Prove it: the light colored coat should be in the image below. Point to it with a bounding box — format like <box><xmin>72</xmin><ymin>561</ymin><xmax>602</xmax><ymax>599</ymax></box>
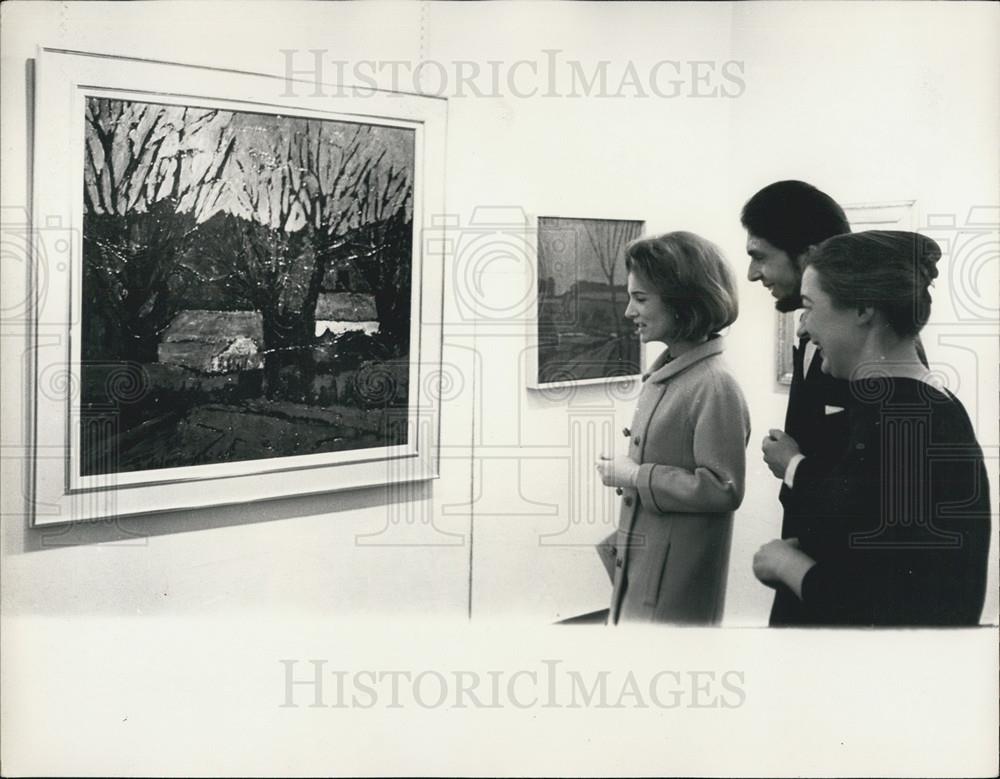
<box><xmin>597</xmin><ymin>337</ymin><xmax>751</xmax><ymax>624</ymax></box>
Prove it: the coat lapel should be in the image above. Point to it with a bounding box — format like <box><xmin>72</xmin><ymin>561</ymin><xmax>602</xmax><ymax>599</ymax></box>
<box><xmin>643</xmin><ymin>336</ymin><xmax>727</xmax><ymax>385</ymax></box>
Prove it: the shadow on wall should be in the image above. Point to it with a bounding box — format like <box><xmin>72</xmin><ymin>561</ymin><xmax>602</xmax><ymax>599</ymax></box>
<box><xmin>18</xmin><ymin>478</ymin><xmax>433</xmax><ymax>554</ymax></box>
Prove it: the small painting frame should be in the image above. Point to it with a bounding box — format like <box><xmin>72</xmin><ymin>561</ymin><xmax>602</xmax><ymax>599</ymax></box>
<box><xmin>527</xmin><ymin>214</ymin><xmax>645</xmax><ymax>390</ymax></box>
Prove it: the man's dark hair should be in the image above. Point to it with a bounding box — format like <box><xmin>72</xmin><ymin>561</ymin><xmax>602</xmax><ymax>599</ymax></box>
<box><xmin>741</xmin><ymin>180</ymin><xmax>851</xmax><ymax>260</ymax></box>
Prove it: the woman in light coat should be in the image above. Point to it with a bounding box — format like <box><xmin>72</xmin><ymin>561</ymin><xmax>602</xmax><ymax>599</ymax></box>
<box><xmin>596</xmin><ymin>232</ymin><xmax>751</xmax><ymax>624</ymax></box>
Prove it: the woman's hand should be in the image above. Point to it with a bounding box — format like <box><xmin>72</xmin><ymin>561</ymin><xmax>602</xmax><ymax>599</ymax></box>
<box><xmin>596</xmin><ymin>455</ymin><xmax>639</xmax><ymax>488</ymax></box>
<box><xmin>753</xmin><ymin>538</ymin><xmax>816</xmax><ymax>599</ymax></box>
<box><xmin>761</xmin><ymin>429</ymin><xmax>802</xmax><ymax>479</ymax></box>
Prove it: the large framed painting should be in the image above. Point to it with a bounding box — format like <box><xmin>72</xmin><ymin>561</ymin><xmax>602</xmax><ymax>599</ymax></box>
<box><xmin>529</xmin><ymin>215</ymin><xmax>645</xmax><ymax>388</ymax></box>
<box><xmin>29</xmin><ymin>48</ymin><xmax>446</xmax><ymax>525</ymax></box>
<box><xmin>775</xmin><ymin>199</ymin><xmax>916</xmax><ymax>384</ymax></box>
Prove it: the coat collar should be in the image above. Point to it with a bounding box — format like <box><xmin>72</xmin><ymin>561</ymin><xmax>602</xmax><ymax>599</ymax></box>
<box><xmin>643</xmin><ymin>335</ymin><xmax>726</xmax><ymax>384</ymax></box>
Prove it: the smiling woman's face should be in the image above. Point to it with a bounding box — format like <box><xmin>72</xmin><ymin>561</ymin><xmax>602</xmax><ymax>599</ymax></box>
<box><xmin>799</xmin><ymin>266</ymin><xmax>862</xmax><ymax>379</ymax></box>
<box><xmin>625</xmin><ymin>271</ymin><xmax>673</xmax><ymax>344</ymax></box>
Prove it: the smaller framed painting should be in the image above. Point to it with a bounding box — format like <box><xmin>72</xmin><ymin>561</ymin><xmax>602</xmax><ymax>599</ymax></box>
<box><xmin>528</xmin><ymin>215</ymin><xmax>645</xmax><ymax>389</ymax></box>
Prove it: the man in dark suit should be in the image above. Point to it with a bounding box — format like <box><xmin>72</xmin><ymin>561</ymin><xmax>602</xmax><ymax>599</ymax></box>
<box><xmin>740</xmin><ymin>180</ymin><xmax>851</xmax><ymax>624</ymax></box>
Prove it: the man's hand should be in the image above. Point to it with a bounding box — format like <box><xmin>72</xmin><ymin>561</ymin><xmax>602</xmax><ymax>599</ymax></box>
<box><xmin>762</xmin><ymin>429</ymin><xmax>801</xmax><ymax>479</ymax></box>
<box><xmin>753</xmin><ymin>537</ymin><xmax>814</xmax><ymax>599</ymax></box>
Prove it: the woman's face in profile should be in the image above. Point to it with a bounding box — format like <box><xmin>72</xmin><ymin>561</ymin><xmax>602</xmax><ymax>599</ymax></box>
<box><xmin>625</xmin><ymin>271</ymin><xmax>673</xmax><ymax>344</ymax></box>
<box><xmin>799</xmin><ymin>266</ymin><xmax>860</xmax><ymax>379</ymax></box>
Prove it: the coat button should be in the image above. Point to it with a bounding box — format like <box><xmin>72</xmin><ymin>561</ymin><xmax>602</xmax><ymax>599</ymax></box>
<box><xmin>633</xmin><ymin>435</ymin><xmax>641</xmax><ymax>446</ymax></box>
<box><xmin>624</xmin><ymin>496</ymin><xmax>633</xmax><ymax>507</ymax></box>
<box><xmin>622</xmin><ymin>427</ymin><xmax>631</xmax><ymax>437</ymax></box>
<box><xmin>615</xmin><ymin>487</ymin><xmax>623</xmax><ymax>496</ymax></box>
<box><xmin>615</xmin><ymin>557</ymin><xmax>623</xmax><ymax>568</ymax></box>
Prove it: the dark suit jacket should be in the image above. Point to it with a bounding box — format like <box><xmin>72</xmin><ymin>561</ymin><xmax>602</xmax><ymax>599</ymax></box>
<box><xmin>769</xmin><ymin>337</ymin><xmax>852</xmax><ymax>624</ymax></box>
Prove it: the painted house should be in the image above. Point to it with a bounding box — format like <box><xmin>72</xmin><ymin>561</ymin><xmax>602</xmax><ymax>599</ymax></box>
<box><xmin>158</xmin><ymin>310</ymin><xmax>264</xmax><ymax>374</ymax></box>
<box><xmin>314</xmin><ymin>292</ymin><xmax>379</xmax><ymax>337</ymax></box>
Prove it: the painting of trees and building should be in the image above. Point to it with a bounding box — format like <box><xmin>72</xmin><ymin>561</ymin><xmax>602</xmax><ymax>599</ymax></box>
<box><xmin>80</xmin><ymin>97</ymin><xmax>415</xmax><ymax>476</ymax></box>
<box><xmin>536</xmin><ymin>217</ymin><xmax>643</xmax><ymax>384</ymax></box>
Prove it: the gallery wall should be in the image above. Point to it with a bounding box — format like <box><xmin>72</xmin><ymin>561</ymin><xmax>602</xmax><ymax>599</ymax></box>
<box><xmin>1</xmin><ymin>1</ymin><xmax>997</xmax><ymax>627</ymax></box>
<box><xmin>425</xmin><ymin>1</ymin><xmax>741</xmax><ymax>622</ymax></box>
<box><xmin>723</xmin><ymin>0</ymin><xmax>1000</xmax><ymax>623</ymax></box>
<box><xmin>0</xmin><ymin>2</ymin><xmax>476</xmax><ymax>620</ymax></box>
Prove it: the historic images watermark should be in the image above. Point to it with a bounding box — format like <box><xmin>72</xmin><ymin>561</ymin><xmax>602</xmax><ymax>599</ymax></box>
<box><xmin>279</xmin><ymin>658</ymin><xmax>746</xmax><ymax>709</ymax></box>
<box><xmin>279</xmin><ymin>49</ymin><xmax>746</xmax><ymax>100</ymax></box>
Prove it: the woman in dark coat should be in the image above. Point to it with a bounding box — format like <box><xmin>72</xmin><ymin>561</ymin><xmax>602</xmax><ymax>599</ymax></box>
<box><xmin>596</xmin><ymin>232</ymin><xmax>751</xmax><ymax>624</ymax></box>
<box><xmin>753</xmin><ymin>231</ymin><xmax>991</xmax><ymax>625</ymax></box>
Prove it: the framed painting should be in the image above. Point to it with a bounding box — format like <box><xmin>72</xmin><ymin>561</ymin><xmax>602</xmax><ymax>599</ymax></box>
<box><xmin>28</xmin><ymin>48</ymin><xmax>446</xmax><ymax>525</ymax></box>
<box><xmin>528</xmin><ymin>215</ymin><xmax>645</xmax><ymax>388</ymax></box>
<box><xmin>775</xmin><ymin>199</ymin><xmax>916</xmax><ymax>384</ymax></box>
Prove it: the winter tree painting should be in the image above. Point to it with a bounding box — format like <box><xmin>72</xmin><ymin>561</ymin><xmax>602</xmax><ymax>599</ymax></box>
<box><xmin>536</xmin><ymin>216</ymin><xmax>643</xmax><ymax>385</ymax></box>
<box><xmin>80</xmin><ymin>97</ymin><xmax>415</xmax><ymax>476</ymax></box>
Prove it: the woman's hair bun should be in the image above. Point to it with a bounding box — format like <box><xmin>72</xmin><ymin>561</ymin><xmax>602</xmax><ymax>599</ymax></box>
<box><xmin>912</xmin><ymin>232</ymin><xmax>941</xmax><ymax>288</ymax></box>
<box><xmin>804</xmin><ymin>230</ymin><xmax>944</xmax><ymax>338</ymax></box>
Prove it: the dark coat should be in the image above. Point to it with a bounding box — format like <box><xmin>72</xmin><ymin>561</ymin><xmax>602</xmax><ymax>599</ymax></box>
<box><xmin>769</xmin><ymin>336</ymin><xmax>852</xmax><ymax>624</ymax></box>
<box><xmin>785</xmin><ymin>377</ymin><xmax>990</xmax><ymax>626</ymax></box>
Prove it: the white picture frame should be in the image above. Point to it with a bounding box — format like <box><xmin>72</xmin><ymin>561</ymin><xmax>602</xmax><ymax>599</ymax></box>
<box><xmin>526</xmin><ymin>213</ymin><xmax>645</xmax><ymax>390</ymax></box>
<box><xmin>29</xmin><ymin>47</ymin><xmax>447</xmax><ymax>525</ymax></box>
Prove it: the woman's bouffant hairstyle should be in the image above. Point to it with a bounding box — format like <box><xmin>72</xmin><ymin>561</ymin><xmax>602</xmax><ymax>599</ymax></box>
<box><xmin>624</xmin><ymin>231</ymin><xmax>739</xmax><ymax>341</ymax></box>
<box><xmin>804</xmin><ymin>230</ymin><xmax>942</xmax><ymax>337</ymax></box>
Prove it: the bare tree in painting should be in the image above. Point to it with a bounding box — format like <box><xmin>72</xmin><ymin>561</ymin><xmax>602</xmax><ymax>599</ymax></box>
<box><xmin>535</xmin><ymin>217</ymin><xmax>644</xmax><ymax>383</ymax></box>
<box><xmin>339</xmin><ymin>154</ymin><xmax>413</xmax><ymax>355</ymax></box>
<box><xmin>289</xmin><ymin>122</ymin><xmax>378</xmax><ymax>346</ymax></box>
<box><xmin>210</xmin><ymin>126</ymin><xmax>316</xmax><ymax>394</ymax></box>
<box><xmin>83</xmin><ymin>98</ymin><xmax>235</xmax><ymax>361</ymax></box>
<box><xmin>84</xmin><ymin>99</ymin><xmax>233</xmax><ymax>217</ymax></box>
<box><xmin>583</xmin><ymin>219</ymin><xmax>642</xmax><ymax>353</ymax></box>
<box><xmin>79</xmin><ymin>98</ymin><xmax>419</xmax><ymax>474</ymax></box>
<box><xmin>208</xmin><ymin>118</ymin><xmax>412</xmax><ymax>395</ymax></box>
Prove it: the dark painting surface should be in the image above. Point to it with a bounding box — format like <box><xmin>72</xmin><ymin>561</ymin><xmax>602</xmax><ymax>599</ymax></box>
<box><xmin>80</xmin><ymin>97</ymin><xmax>415</xmax><ymax>476</ymax></box>
<box><xmin>536</xmin><ymin>217</ymin><xmax>643</xmax><ymax>384</ymax></box>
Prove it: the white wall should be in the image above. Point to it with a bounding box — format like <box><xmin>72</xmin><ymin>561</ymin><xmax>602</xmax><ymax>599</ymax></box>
<box><xmin>426</xmin><ymin>1</ymin><xmax>742</xmax><ymax>622</ymax></box>
<box><xmin>0</xmin><ymin>2</ymin><xmax>475</xmax><ymax>620</ymax></box>
<box><xmin>447</xmin><ymin>0</ymin><xmax>1000</xmax><ymax>625</ymax></box>
<box><xmin>724</xmin><ymin>0</ymin><xmax>1000</xmax><ymax>623</ymax></box>
<box><xmin>1</xmin><ymin>1</ymin><xmax>996</xmax><ymax>628</ymax></box>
